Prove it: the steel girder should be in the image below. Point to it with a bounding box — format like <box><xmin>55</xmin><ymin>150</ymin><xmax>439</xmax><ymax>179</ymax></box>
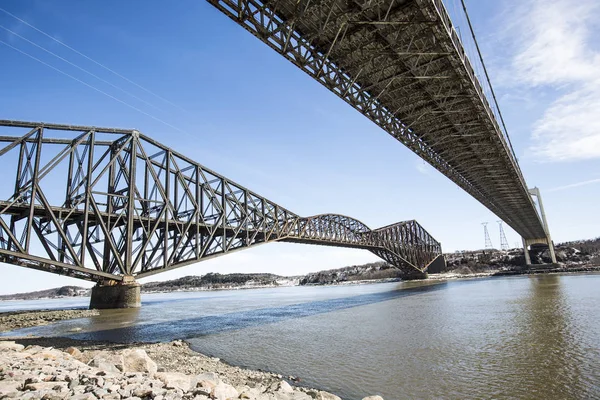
<box><xmin>0</xmin><ymin>120</ymin><xmax>441</xmax><ymax>282</ymax></box>
<box><xmin>205</xmin><ymin>0</ymin><xmax>548</xmax><ymax>240</ymax></box>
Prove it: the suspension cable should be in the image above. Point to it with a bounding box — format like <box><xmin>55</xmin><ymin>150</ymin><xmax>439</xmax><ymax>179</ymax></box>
<box><xmin>459</xmin><ymin>0</ymin><xmax>519</xmax><ymax>165</ymax></box>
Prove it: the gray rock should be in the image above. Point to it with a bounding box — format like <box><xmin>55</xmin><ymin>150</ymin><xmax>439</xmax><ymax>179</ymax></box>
<box><xmin>272</xmin><ymin>392</ymin><xmax>315</xmax><ymax>400</ymax></box>
<box><xmin>69</xmin><ymin>394</ymin><xmax>97</xmax><ymax>400</ymax></box>
<box><xmin>88</xmin><ymin>352</ymin><xmax>123</xmax><ymax>373</ymax></box>
<box><xmin>65</xmin><ymin>347</ymin><xmax>82</xmax><ymax>358</ymax></box>
<box><xmin>93</xmin><ymin>388</ymin><xmax>108</xmax><ymax>398</ymax></box>
<box><xmin>24</xmin><ymin>345</ymin><xmax>44</xmax><ymax>354</ymax></box>
<box><xmin>41</xmin><ymin>392</ymin><xmax>70</xmax><ymax>400</ymax></box>
<box><xmin>107</xmin><ymin>384</ymin><xmax>121</xmax><ymax>393</ymax></box>
<box><xmin>24</xmin><ymin>381</ymin><xmax>69</xmax><ymax>392</ymax></box>
<box><xmin>155</xmin><ymin>372</ymin><xmax>193</xmax><ymax>392</ymax></box>
<box><xmin>212</xmin><ymin>382</ymin><xmax>239</xmax><ymax>400</ymax></box>
<box><xmin>164</xmin><ymin>392</ymin><xmax>184</xmax><ymax>400</ymax></box>
<box><xmin>0</xmin><ymin>341</ymin><xmax>25</xmax><ymax>351</ymax></box>
<box><xmin>195</xmin><ymin>372</ymin><xmax>219</xmax><ymax>384</ymax></box>
<box><xmin>0</xmin><ymin>380</ymin><xmax>22</xmax><ymax>396</ymax></box>
<box><xmin>238</xmin><ymin>387</ymin><xmax>264</xmax><ymax>399</ymax></box>
<box><xmin>318</xmin><ymin>392</ymin><xmax>342</xmax><ymax>400</ymax></box>
<box><xmin>278</xmin><ymin>381</ymin><xmax>293</xmax><ymax>393</ymax></box>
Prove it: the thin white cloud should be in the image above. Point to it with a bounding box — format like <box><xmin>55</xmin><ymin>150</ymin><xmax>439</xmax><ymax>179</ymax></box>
<box><xmin>547</xmin><ymin>178</ymin><xmax>600</xmax><ymax>192</ymax></box>
<box><xmin>511</xmin><ymin>0</ymin><xmax>600</xmax><ymax>86</ymax></box>
<box><xmin>532</xmin><ymin>82</ymin><xmax>600</xmax><ymax>161</ymax></box>
<box><xmin>416</xmin><ymin>161</ymin><xmax>431</xmax><ymax>175</ymax></box>
<box><xmin>504</xmin><ymin>0</ymin><xmax>600</xmax><ymax>162</ymax></box>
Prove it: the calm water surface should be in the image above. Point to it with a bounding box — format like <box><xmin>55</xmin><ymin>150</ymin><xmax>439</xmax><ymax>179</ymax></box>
<box><xmin>3</xmin><ymin>274</ymin><xmax>600</xmax><ymax>400</ymax></box>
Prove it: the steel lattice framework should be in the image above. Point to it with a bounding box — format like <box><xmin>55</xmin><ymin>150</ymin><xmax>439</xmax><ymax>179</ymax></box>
<box><xmin>206</xmin><ymin>0</ymin><xmax>549</xmax><ymax>241</ymax></box>
<box><xmin>0</xmin><ymin>121</ymin><xmax>441</xmax><ymax>282</ymax></box>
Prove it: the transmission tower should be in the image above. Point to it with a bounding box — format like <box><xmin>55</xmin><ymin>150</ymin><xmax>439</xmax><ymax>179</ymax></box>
<box><xmin>482</xmin><ymin>222</ymin><xmax>493</xmax><ymax>250</ymax></box>
<box><xmin>497</xmin><ymin>221</ymin><xmax>509</xmax><ymax>251</ymax></box>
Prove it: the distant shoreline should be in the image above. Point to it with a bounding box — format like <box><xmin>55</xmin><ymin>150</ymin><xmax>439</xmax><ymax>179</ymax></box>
<box><xmin>2</xmin><ymin>265</ymin><xmax>600</xmax><ymax>304</ymax></box>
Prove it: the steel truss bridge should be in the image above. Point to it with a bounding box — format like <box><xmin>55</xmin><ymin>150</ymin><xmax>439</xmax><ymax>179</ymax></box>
<box><xmin>206</xmin><ymin>0</ymin><xmax>555</xmax><ymax>255</ymax></box>
<box><xmin>0</xmin><ymin>121</ymin><xmax>442</xmax><ymax>282</ymax></box>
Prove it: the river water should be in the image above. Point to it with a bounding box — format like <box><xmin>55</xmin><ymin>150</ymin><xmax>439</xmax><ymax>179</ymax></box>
<box><xmin>2</xmin><ymin>274</ymin><xmax>600</xmax><ymax>399</ymax></box>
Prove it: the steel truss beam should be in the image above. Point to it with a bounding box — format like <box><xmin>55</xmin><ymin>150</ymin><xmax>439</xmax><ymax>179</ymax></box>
<box><xmin>0</xmin><ymin>121</ymin><xmax>441</xmax><ymax>282</ymax></box>
<box><xmin>205</xmin><ymin>0</ymin><xmax>548</xmax><ymax>241</ymax></box>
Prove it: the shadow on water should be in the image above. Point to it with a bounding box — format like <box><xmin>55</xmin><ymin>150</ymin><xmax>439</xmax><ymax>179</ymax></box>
<box><xmin>7</xmin><ymin>280</ymin><xmax>454</xmax><ymax>343</ymax></box>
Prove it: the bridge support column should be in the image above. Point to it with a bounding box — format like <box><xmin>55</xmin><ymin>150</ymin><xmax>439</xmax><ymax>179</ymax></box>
<box><xmin>402</xmin><ymin>269</ymin><xmax>428</xmax><ymax>280</ymax></box>
<box><xmin>522</xmin><ymin>237</ymin><xmax>557</xmax><ymax>265</ymax></box>
<box><xmin>522</xmin><ymin>187</ymin><xmax>557</xmax><ymax>266</ymax></box>
<box><xmin>89</xmin><ymin>276</ymin><xmax>141</xmax><ymax>309</ymax></box>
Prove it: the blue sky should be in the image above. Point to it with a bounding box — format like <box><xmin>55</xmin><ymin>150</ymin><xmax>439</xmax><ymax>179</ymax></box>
<box><xmin>0</xmin><ymin>0</ymin><xmax>598</xmax><ymax>293</ymax></box>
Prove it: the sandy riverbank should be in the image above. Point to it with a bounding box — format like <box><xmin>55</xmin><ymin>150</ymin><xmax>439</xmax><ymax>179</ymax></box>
<box><xmin>0</xmin><ymin>310</ymin><xmax>384</xmax><ymax>400</ymax></box>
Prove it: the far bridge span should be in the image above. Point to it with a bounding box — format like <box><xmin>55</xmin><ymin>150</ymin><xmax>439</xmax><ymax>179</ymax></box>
<box><xmin>0</xmin><ymin>121</ymin><xmax>442</xmax><ymax>308</ymax></box>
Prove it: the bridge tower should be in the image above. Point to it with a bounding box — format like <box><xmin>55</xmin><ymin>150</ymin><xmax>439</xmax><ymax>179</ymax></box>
<box><xmin>522</xmin><ymin>188</ymin><xmax>557</xmax><ymax>265</ymax></box>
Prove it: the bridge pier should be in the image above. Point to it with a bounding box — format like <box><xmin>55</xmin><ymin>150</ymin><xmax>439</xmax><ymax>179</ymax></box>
<box><xmin>402</xmin><ymin>269</ymin><xmax>428</xmax><ymax>280</ymax></box>
<box><xmin>522</xmin><ymin>188</ymin><xmax>557</xmax><ymax>266</ymax></box>
<box><xmin>89</xmin><ymin>276</ymin><xmax>141</xmax><ymax>309</ymax></box>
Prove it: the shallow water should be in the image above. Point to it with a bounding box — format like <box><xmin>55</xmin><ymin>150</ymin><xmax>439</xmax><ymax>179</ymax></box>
<box><xmin>3</xmin><ymin>274</ymin><xmax>600</xmax><ymax>400</ymax></box>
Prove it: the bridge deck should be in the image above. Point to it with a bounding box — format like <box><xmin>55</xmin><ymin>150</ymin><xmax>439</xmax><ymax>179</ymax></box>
<box><xmin>207</xmin><ymin>0</ymin><xmax>547</xmax><ymax>239</ymax></box>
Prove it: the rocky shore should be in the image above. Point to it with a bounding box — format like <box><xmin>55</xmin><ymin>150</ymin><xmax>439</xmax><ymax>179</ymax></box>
<box><xmin>0</xmin><ymin>311</ymin><xmax>384</xmax><ymax>400</ymax></box>
<box><xmin>0</xmin><ymin>338</ymin><xmax>385</xmax><ymax>400</ymax></box>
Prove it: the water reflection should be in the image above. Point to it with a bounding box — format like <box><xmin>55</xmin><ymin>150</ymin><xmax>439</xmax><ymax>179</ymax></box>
<box><xmin>499</xmin><ymin>275</ymin><xmax>584</xmax><ymax>399</ymax></box>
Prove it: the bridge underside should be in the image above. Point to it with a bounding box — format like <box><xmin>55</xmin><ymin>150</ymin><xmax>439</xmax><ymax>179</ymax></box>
<box><xmin>206</xmin><ymin>0</ymin><xmax>552</xmax><ymax>247</ymax></box>
<box><xmin>0</xmin><ymin>121</ymin><xmax>442</xmax><ymax>298</ymax></box>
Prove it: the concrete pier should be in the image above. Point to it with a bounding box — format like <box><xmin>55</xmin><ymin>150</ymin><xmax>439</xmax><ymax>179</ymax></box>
<box><xmin>402</xmin><ymin>270</ymin><xmax>428</xmax><ymax>280</ymax></box>
<box><xmin>89</xmin><ymin>277</ymin><xmax>141</xmax><ymax>309</ymax></box>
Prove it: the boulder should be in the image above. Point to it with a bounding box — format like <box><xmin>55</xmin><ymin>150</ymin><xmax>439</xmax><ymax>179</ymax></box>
<box><xmin>65</xmin><ymin>347</ymin><xmax>82</xmax><ymax>358</ymax></box>
<box><xmin>278</xmin><ymin>381</ymin><xmax>294</xmax><ymax>393</ymax></box>
<box><xmin>0</xmin><ymin>341</ymin><xmax>24</xmax><ymax>351</ymax></box>
<box><xmin>155</xmin><ymin>372</ymin><xmax>193</xmax><ymax>391</ymax></box>
<box><xmin>195</xmin><ymin>372</ymin><xmax>220</xmax><ymax>384</ymax></box>
<box><xmin>273</xmin><ymin>392</ymin><xmax>315</xmax><ymax>400</ymax></box>
<box><xmin>23</xmin><ymin>345</ymin><xmax>44</xmax><ymax>354</ymax></box>
<box><xmin>24</xmin><ymin>381</ymin><xmax>69</xmax><ymax>392</ymax></box>
<box><xmin>211</xmin><ymin>382</ymin><xmax>239</xmax><ymax>400</ymax></box>
<box><xmin>122</xmin><ymin>349</ymin><xmax>158</xmax><ymax>374</ymax></box>
<box><xmin>88</xmin><ymin>352</ymin><xmax>123</xmax><ymax>373</ymax></box>
<box><xmin>362</xmin><ymin>397</ymin><xmax>384</xmax><ymax>400</ymax></box>
<box><xmin>0</xmin><ymin>380</ymin><xmax>21</xmax><ymax>396</ymax></box>
<box><xmin>318</xmin><ymin>392</ymin><xmax>342</xmax><ymax>400</ymax></box>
